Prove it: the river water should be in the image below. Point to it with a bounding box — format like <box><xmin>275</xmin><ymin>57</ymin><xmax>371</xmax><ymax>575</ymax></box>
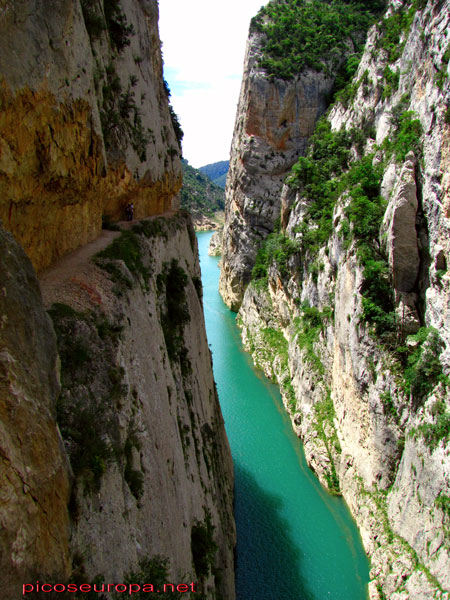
<box><xmin>197</xmin><ymin>232</ymin><xmax>370</xmax><ymax>600</ymax></box>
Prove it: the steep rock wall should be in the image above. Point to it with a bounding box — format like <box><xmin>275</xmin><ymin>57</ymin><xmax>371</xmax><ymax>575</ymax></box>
<box><xmin>43</xmin><ymin>212</ymin><xmax>235</xmax><ymax>599</ymax></box>
<box><xmin>0</xmin><ymin>224</ymin><xmax>71</xmax><ymax>598</ymax></box>
<box><xmin>1</xmin><ymin>212</ymin><xmax>236</xmax><ymax>599</ymax></box>
<box><xmin>219</xmin><ymin>30</ymin><xmax>335</xmax><ymax>311</ymax></box>
<box><xmin>0</xmin><ymin>0</ymin><xmax>182</xmax><ymax>272</ymax></box>
<box><xmin>223</xmin><ymin>1</ymin><xmax>450</xmax><ymax>598</ymax></box>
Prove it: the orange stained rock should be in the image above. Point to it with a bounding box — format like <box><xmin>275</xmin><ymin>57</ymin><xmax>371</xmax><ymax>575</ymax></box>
<box><xmin>0</xmin><ymin>83</ymin><xmax>181</xmax><ymax>272</ymax></box>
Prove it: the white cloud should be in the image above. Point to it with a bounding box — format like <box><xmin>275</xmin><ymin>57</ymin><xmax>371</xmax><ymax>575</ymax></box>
<box><xmin>158</xmin><ymin>0</ymin><xmax>265</xmax><ymax>168</ymax></box>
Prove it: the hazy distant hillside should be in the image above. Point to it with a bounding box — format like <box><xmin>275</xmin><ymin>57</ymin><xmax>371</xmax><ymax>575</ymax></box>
<box><xmin>181</xmin><ymin>160</ymin><xmax>225</xmax><ymax>218</ymax></box>
<box><xmin>199</xmin><ymin>160</ymin><xmax>229</xmax><ymax>189</ymax></box>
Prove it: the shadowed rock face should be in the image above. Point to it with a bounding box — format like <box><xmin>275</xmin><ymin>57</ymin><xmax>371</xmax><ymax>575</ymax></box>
<box><xmin>0</xmin><ymin>0</ymin><xmax>182</xmax><ymax>272</ymax></box>
<box><xmin>0</xmin><ymin>224</ymin><xmax>71</xmax><ymax>597</ymax></box>
<box><xmin>219</xmin><ymin>31</ymin><xmax>335</xmax><ymax>311</ymax></box>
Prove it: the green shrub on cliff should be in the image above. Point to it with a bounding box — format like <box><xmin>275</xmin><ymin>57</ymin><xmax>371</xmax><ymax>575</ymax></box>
<box><xmin>48</xmin><ymin>305</ymin><xmax>123</xmax><ymax>494</ymax></box>
<box><xmin>288</xmin><ymin>119</ymin><xmax>356</xmax><ymax>255</ymax></box>
<box><xmin>376</xmin><ymin>4</ymin><xmax>416</xmax><ymax>63</ymax></box>
<box><xmin>163</xmin><ymin>80</ymin><xmax>184</xmax><ymax>149</ymax></box>
<box><xmin>191</xmin><ymin>510</ymin><xmax>217</xmax><ymax>580</ymax></box>
<box><xmin>81</xmin><ymin>0</ymin><xmax>106</xmax><ymax>40</ymax></box>
<box><xmin>313</xmin><ymin>392</ymin><xmax>341</xmax><ymax>494</ymax></box>
<box><xmin>401</xmin><ymin>328</ymin><xmax>448</xmax><ymax>403</ymax></box>
<box><xmin>412</xmin><ymin>401</ymin><xmax>450</xmax><ymax>452</ymax></box>
<box><xmin>104</xmin><ymin>0</ymin><xmax>135</xmax><ymax>52</ymax></box>
<box><xmin>383</xmin><ymin>110</ymin><xmax>423</xmax><ymax>162</ymax></box>
<box><xmin>359</xmin><ymin>249</ymin><xmax>396</xmax><ymax>339</ymax></box>
<box><xmin>294</xmin><ymin>303</ymin><xmax>333</xmax><ymax>376</ymax></box>
<box><xmin>122</xmin><ymin>555</ymin><xmax>183</xmax><ymax>599</ymax></box>
<box><xmin>81</xmin><ymin>0</ymin><xmax>135</xmax><ymax>52</ymax></box>
<box><xmin>158</xmin><ymin>259</ymin><xmax>191</xmax><ymax>363</ymax></box>
<box><xmin>96</xmin><ymin>230</ymin><xmax>150</xmax><ymax>287</ymax></box>
<box><xmin>435</xmin><ymin>493</ymin><xmax>450</xmax><ymax>519</ymax></box>
<box><xmin>100</xmin><ymin>64</ymin><xmax>151</xmax><ymax>161</ymax></box>
<box><xmin>250</xmin><ymin>0</ymin><xmax>386</xmax><ymax>80</ymax></box>
<box><xmin>252</xmin><ymin>232</ymin><xmax>300</xmax><ymax>281</ymax></box>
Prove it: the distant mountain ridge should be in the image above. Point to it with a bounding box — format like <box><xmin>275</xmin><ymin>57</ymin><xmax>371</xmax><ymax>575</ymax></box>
<box><xmin>199</xmin><ymin>160</ymin><xmax>230</xmax><ymax>189</ymax></box>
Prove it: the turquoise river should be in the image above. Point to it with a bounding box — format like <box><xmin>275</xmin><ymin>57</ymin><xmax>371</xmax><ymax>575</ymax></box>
<box><xmin>197</xmin><ymin>231</ymin><xmax>370</xmax><ymax>600</ymax></box>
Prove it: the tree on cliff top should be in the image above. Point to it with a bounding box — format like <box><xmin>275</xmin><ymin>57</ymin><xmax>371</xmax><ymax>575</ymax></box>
<box><xmin>250</xmin><ymin>0</ymin><xmax>386</xmax><ymax>79</ymax></box>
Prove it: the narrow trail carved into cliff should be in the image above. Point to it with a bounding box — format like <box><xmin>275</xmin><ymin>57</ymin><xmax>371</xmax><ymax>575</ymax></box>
<box><xmin>39</xmin><ymin>211</ymin><xmax>177</xmax><ymax>311</ymax></box>
<box><xmin>39</xmin><ymin>229</ymin><xmax>121</xmax><ymax>311</ymax></box>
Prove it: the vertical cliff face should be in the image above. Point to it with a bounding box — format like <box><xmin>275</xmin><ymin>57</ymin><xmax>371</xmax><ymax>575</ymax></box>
<box><xmin>1</xmin><ymin>213</ymin><xmax>236</xmax><ymax>598</ymax></box>
<box><xmin>0</xmin><ymin>225</ymin><xmax>71</xmax><ymax>597</ymax></box>
<box><xmin>219</xmin><ymin>29</ymin><xmax>335</xmax><ymax>311</ymax></box>
<box><xmin>222</xmin><ymin>1</ymin><xmax>450</xmax><ymax>598</ymax></box>
<box><xmin>0</xmin><ymin>0</ymin><xmax>182</xmax><ymax>271</ymax></box>
<box><xmin>41</xmin><ymin>212</ymin><xmax>235</xmax><ymax>598</ymax></box>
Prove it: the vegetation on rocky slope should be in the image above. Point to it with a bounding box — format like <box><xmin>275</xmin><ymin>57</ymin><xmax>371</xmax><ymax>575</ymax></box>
<box><xmin>250</xmin><ymin>0</ymin><xmax>386</xmax><ymax>80</ymax></box>
<box><xmin>82</xmin><ymin>0</ymin><xmax>183</xmax><ymax>160</ymax></box>
<box><xmin>48</xmin><ymin>302</ymin><xmax>125</xmax><ymax>494</ymax></box>
<box><xmin>246</xmin><ymin>0</ymin><xmax>450</xmax><ymax>417</ymax></box>
<box><xmin>181</xmin><ymin>160</ymin><xmax>225</xmax><ymax>218</ymax></box>
<box><xmin>81</xmin><ymin>0</ymin><xmax>135</xmax><ymax>50</ymax></box>
<box><xmin>198</xmin><ymin>160</ymin><xmax>230</xmax><ymax>189</ymax></box>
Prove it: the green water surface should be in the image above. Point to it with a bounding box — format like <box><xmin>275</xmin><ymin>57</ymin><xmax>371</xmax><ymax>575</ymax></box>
<box><xmin>197</xmin><ymin>232</ymin><xmax>370</xmax><ymax>600</ymax></box>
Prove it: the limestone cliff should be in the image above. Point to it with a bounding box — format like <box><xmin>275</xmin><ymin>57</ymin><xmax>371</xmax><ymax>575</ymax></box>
<box><xmin>0</xmin><ymin>225</ymin><xmax>71</xmax><ymax>598</ymax></box>
<box><xmin>219</xmin><ymin>27</ymin><xmax>336</xmax><ymax>310</ymax></box>
<box><xmin>208</xmin><ymin>230</ymin><xmax>222</xmax><ymax>257</ymax></box>
<box><xmin>222</xmin><ymin>1</ymin><xmax>450</xmax><ymax>598</ymax></box>
<box><xmin>1</xmin><ymin>213</ymin><xmax>236</xmax><ymax>599</ymax></box>
<box><xmin>0</xmin><ymin>0</ymin><xmax>182</xmax><ymax>272</ymax></box>
<box><xmin>0</xmin><ymin>2</ymin><xmax>235</xmax><ymax>594</ymax></box>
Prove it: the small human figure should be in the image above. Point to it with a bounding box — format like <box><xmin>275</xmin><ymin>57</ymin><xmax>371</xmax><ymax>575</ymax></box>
<box><xmin>126</xmin><ymin>202</ymin><xmax>134</xmax><ymax>221</ymax></box>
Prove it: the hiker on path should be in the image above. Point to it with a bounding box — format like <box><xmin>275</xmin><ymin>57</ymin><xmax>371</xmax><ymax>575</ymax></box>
<box><xmin>126</xmin><ymin>202</ymin><xmax>134</xmax><ymax>221</ymax></box>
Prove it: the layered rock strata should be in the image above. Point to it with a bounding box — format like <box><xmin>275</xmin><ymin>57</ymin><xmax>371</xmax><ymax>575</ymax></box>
<box><xmin>0</xmin><ymin>0</ymin><xmax>182</xmax><ymax>271</ymax></box>
<box><xmin>222</xmin><ymin>1</ymin><xmax>450</xmax><ymax>598</ymax></box>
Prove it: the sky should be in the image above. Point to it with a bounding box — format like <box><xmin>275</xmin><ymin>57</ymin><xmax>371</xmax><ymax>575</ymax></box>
<box><xmin>158</xmin><ymin>0</ymin><xmax>265</xmax><ymax>168</ymax></box>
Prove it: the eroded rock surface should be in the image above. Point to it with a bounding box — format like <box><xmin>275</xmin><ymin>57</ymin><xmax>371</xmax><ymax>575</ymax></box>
<box><xmin>0</xmin><ymin>224</ymin><xmax>71</xmax><ymax>597</ymax></box>
<box><xmin>0</xmin><ymin>0</ymin><xmax>182</xmax><ymax>271</ymax></box>
<box><xmin>219</xmin><ymin>30</ymin><xmax>335</xmax><ymax>310</ymax></box>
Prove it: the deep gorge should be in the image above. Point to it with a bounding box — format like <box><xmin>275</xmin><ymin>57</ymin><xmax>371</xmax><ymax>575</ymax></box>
<box><xmin>198</xmin><ymin>231</ymin><xmax>370</xmax><ymax>599</ymax></box>
<box><xmin>0</xmin><ymin>0</ymin><xmax>449</xmax><ymax>599</ymax></box>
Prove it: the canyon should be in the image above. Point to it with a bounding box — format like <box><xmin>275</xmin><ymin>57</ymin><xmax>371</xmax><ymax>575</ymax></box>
<box><xmin>220</xmin><ymin>1</ymin><xmax>450</xmax><ymax>598</ymax></box>
<box><xmin>2</xmin><ymin>0</ymin><xmax>450</xmax><ymax>598</ymax></box>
